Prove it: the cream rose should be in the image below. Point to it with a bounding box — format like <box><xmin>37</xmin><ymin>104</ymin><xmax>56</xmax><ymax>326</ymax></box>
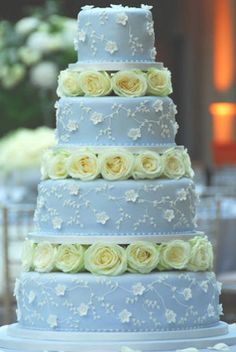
<box><xmin>99</xmin><ymin>150</ymin><xmax>134</xmax><ymax>180</ymax></box>
<box><xmin>57</xmin><ymin>69</ymin><xmax>83</xmax><ymax>97</ymax></box>
<box><xmin>47</xmin><ymin>150</ymin><xmax>70</xmax><ymax>179</ymax></box>
<box><xmin>112</xmin><ymin>70</ymin><xmax>147</xmax><ymax>97</ymax></box>
<box><xmin>133</xmin><ymin>151</ymin><xmax>164</xmax><ymax>179</ymax></box>
<box><xmin>21</xmin><ymin>240</ymin><xmax>35</xmax><ymax>271</ymax></box>
<box><xmin>34</xmin><ymin>242</ymin><xmax>57</xmax><ymax>273</ymax></box>
<box><xmin>158</xmin><ymin>240</ymin><xmax>191</xmax><ymax>270</ymax></box>
<box><xmin>66</xmin><ymin>151</ymin><xmax>100</xmax><ymax>180</ymax></box>
<box><xmin>162</xmin><ymin>149</ymin><xmax>186</xmax><ymax>179</ymax></box>
<box><xmin>146</xmin><ymin>68</ymin><xmax>173</xmax><ymax>96</ymax></box>
<box><xmin>183</xmin><ymin>149</ymin><xmax>194</xmax><ymax>178</ymax></box>
<box><xmin>55</xmin><ymin>244</ymin><xmax>85</xmax><ymax>273</ymax></box>
<box><xmin>84</xmin><ymin>243</ymin><xmax>127</xmax><ymax>276</ymax></box>
<box><xmin>188</xmin><ymin>236</ymin><xmax>214</xmax><ymax>272</ymax></box>
<box><xmin>78</xmin><ymin>71</ymin><xmax>112</xmax><ymax>96</ymax></box>
<box><xmin>127</xmin><ymin>241</ymin><xmax>160</xmax><ymax>274</ymax></box>
<box><xmin>41</xmin><ymin>149</ymin><xmax>54</xmax><ymax>180</ymax></box>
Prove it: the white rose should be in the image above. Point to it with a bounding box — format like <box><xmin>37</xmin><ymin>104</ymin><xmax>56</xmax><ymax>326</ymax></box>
<box><xmin>57</xmin><ymin>69</ymin><xmax>83</xmax><ymax>97</ymax></box>
<box><xmin>55</xmin><ymin>244</ymin><xmax>85</xmax><ymax>273</ymax></box>
<box><xmin>21</xmin><ymin>240</ymin><xmax>35</xmax><ymax>271</ymax></box>
<box><xmin>162</xmin><ymin>148</ymin><xmax>186</xmax><ymax>179</ymax></box>
<box><xmin>47</xmin><ymin>151</ymin><xmax>70</xmax><ymax>179</ymax></box>
<box><xmin>30</xmin><ymin>62</ymin><xmax>58</xmax><ymax>89</ymax></box>
<box><xmin>27</xmin><ymin>32</ymin><xmax>63</xmax><ymax>54</ymax></box>
<box><xmin>146</xmin><ymin>68</ymin><xmax>173</xmax><ymax>96</ymax></box>
<box><xmin>127</xmin><ymin>241</ymin><xmax>160</xmax><ymax>274</ymax></box>
<box><xmin>40</xmin><ymin>149</ymin><xmax>54</xmax><ymax>180</ymax></box>
<box><xmin>78</xmin><ymin>71</ymin><xmax>112</xmax><ymax>96</ymax></box>
<box><xmin>99</xmin><ymin>149</ymin><xmax>134</xmax><ymax>180</ymax></box>
<box><xmin>183</xmin><ymin>149</ymin><xmax>194</xmax><ymax>178</ymax></box>
<box><xmin>66</xmin><ymin>151</ymin><xmax>100</xmax><ymax>180</ymax></box>
<box><xmin>84</xmin><ymin>243</ymin><xmax>127</xmax><ymax>276</ymax></box>
<box><xmin>15</xmin><ymin>17</ymin><xmax>40</xmax><ymax>36</ymax></box>
<box><xmin>188</xmin><ymin>236</ymin><xmax>214</xmax><ymax>271</ymax></box>
<box><xmin>34</xmin><ymin>242</ymin><xmax>57</xmax><ymax>273</ymax></box>
<box><xmin>133</xmin><ymin>151</ymin><xmax>164</xmax><ymax>179</ymax></box>
<box><xmin>158</xmin><ymin>240</ymin><xmax>191</xmax><ymax>270</ymax></box>
<box><xmin>18</xmin><ymin>47</ymin><xmax>41</xmax><ymax>66</ymax></box>
<box><xmin>112</xmin><ymin>70</ymin><xmax>147</xmax><ymax>97</ymax></box>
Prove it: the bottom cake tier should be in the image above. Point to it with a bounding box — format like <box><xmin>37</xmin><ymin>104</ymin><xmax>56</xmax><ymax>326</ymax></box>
<box><xmin>15</xmin><ymin>271</ymin><xmax>222</xmax><ymax>332</ymax></box>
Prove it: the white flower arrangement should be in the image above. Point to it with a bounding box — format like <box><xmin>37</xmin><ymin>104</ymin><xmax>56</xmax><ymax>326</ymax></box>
<box><xmin>22</xmin><ymin>236</ymin><xmax>214</xmax><ymax>275</ymax></box>
<box><xmin>0</xmin><ymin>127</ymin><xmax>55</xmax><ymax>174</ymax></box>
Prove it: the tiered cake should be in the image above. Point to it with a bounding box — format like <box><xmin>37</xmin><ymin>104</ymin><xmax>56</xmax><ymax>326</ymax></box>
<box><xmin>1</xmin><ymin>5</ymin><xmax>236</xmax><ymax>352</ymax></box>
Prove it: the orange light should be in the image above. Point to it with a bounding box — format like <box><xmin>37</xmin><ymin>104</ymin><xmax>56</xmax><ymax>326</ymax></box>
<box><xmin>213</xmin><ymin>0</ymin><xmax>234</xmax><ymax>92</ymax></box>
<box><xmin>209</xmin><ymin>102</ymin><xmax>236</xmax><ymax>143</ymax></box>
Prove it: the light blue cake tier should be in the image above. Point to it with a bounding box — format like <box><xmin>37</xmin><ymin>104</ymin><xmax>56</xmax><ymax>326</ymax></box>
<box><xmin>33</xmin><ymin>178</ymin><xmax>197</xmax><ymax>238</ymax></box>
<box><xmin>55</xmin><ymin>96</ymin><xmax>178</xmax><ymax>147</ymax></box>
<box><xmin>76</xmin><ymin>6</ymin><xmax>156</xmax><ymax>63</ymax></box>
<box><xmin>15</xmin><ymin>271</ymin><xmax>221</xmax><ymax>332</ymax></box>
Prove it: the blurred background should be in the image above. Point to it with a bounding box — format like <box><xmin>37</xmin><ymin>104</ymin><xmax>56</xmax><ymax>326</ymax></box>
<box><xmin>0</xmin><ymin>0</ymin><xmax>236</xmax><ymax>328</ymax></box>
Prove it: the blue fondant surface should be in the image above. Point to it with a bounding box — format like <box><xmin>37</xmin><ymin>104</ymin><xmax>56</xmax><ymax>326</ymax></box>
<box><xmin>33</xmin><ymin>178</ymin><xmax>197</xmax><ymax>237</ymax></box>
<box><xmin>15</xmin><ymin>271</ymin><xmax>220</xmax><ymax>332</ymax></box>
<box><xmin>76</xmin><ymin>7</ymin><xmax>156</xmax><ymax>63</ymax></box>
<box><xmin>55</xmin><ymin>96</ymin><xmax>177</xmax><ymax>147</ymax></box>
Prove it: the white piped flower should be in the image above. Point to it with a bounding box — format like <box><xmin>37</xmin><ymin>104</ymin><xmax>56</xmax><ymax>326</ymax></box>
<box><xmin>47</xmin><ymin>314</ymin><xmax>57</xmax><ymax>328</ymax></box>
<box><xmin>141</xmin><ymin>4</ymin><xmax>153</xmax><ymax>10</ymax></box>
<box><xmin>174</xmin><ymin>122</ymin><xmax>179</xmax><ymax>135</ymax></box>
<box><xmin>217</xmin><ymin>281</ymin><xmax>222</xmax><ymax>294</ymax></box>
<box><xmin>81</xmin><ymin>5</ymin><xmax>94</xmax><ymax>10</ymax></box>
<box><xmin>146</xmin><ymin>21</ymin><xmax>154</xmax><ymax>36</ymax></box>
<box><xmin>132</xmin><ymin>283</ymin><xmax>145</xmax><ymax>296</ymax></box>
<box><xmin>207</xmin><ymin>303</ymin><xmax>215</xmax><ymax>317</ymax></box>
<box><xmin>66</xmin><ymin>119</ymin><xmax>79</xmax><ymax>132</ymax></box>
<box><xmin>78</xmin><ymin>30</ymin><xmax>86</xmax><ymax>42</ymax></box>
<box><xmin>110</xmin><ymin>4</ymin><xmax>123</xmax><ymax>9</ymax></box>
<box><xmin>28</xmin><ymin>291</ymin><xmax>36</xmax><ymax>304</ymax></box>
<box><xmin>119</xmin><ymin>309</ymin><xmax>132</xmax><ymax>323</ymax></box>
<box><xmin>128</xmin><ymin>128</ymin><xmax>141</xmax><ymax>141</ymax></box>
<box><xmin>150</xmin><ymin>47</ymin><xmax>157</xmax><ymax>60</ymax></box>
<box><xmin>200</xmin><ymin>280</ymin><xmax>208</xmax><ymax>293</ymax></box>
<box><xmin>183</xmin><ymin>288</ymin><xmax>192</xmax><ymax>301</ymax></box>
<box><xmin>96</xmin><ymin>212</ymin><xmax>110</xmax><ymax>225</ymax></box>
<box><xmin>105</xmin><ymin>41</ymin><xmax>118</xmax><ymax>54</ymax></box>
<box><xmin>68</xmin><ymin>183</ymin><xmax>80</xmax><ymax>196</ymax></box>
<box><xmin>90</xmin><ymin>112</ymin><xmax>104</xmax><ymax>125</ymax></box>
<box><xmin>164</xmin><ymin>209</ymin><xmax>175</xmax><ymax>222</ymax></box>
<box><xmin>208</xmin><ymin>343</ymin><xmax>229</xmax><ymax>351</ymax></box>
<box><xmin>153</xmin><ymin>99</ymin><xmax>163</xmax><ymax>112</ymax></box>
<box><xmin>116</xmin><ymin>12</ymin><xmax>128</xmax><ymax>26</ymax></box>
<box><xmin>165</xmin><ymin>309</ymin><xmax>176</xmax><ymax>323</ymax></box>
<box><xmin>177</xmin><ymin>189</ymin><xmax>187</xmax><ymax>201</ymax></box>
<box><xmin>173</xmin><ymin>104</ymin><xmax>178</xmax><ymax>114</ymax></box>
<box><xmin>55</xmin><ymin>284</ymin><xmax>66</xmax><ymax>296</ymax></box>
<box><xmin>218</xmin><ymin>304</ymin><xmax>224</xmax><ymax>316</ymax></box>
<box><xmin>78</xmin><ymin>303</ymin><xmax>89</xmax><ymax>316</ymax></box>
<box><xmin>125</xmin><ymin>190</ymin><xmax>139</xmax><ymax>202</ymax></box>
<box><xmin>52</xmin><ymin>217</ymin><xmax>63</xmax><ymax>230</ymax></box>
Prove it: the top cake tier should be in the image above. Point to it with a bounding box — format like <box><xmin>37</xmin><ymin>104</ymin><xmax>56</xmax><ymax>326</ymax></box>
<box><xmin>76</xmin><ymin>5</ymin><xmax>156</xmax><ymax>63</ymax></box>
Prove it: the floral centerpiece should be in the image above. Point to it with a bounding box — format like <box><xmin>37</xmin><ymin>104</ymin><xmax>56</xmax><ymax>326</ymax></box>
<box><xmin>0</xmin><ymin>127</ymin><xmax>55</xmax><ymax>204</ymax></box>
<box><xmin>0</xmin><ymin>0</ymin><xmax>77</xmax><ymax>133</ymax></box>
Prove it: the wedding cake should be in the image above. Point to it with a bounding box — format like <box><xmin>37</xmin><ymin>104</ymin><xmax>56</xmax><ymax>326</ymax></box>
<box><xmin>1</xmin><ymin>5</ymin><xmax>236</xmax><ymax>352</ymax></box>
